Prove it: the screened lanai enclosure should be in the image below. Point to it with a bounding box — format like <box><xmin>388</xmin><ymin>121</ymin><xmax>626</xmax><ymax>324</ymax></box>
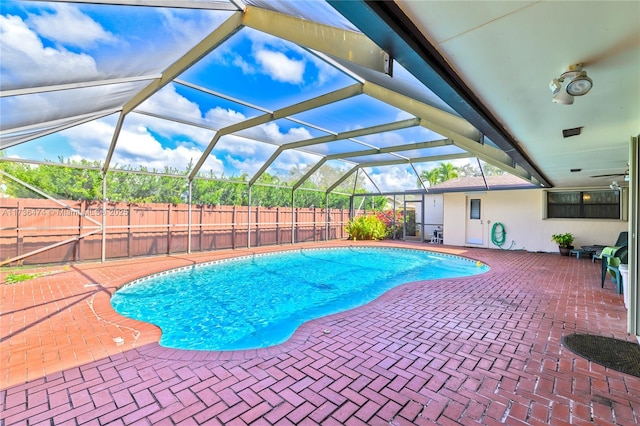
<box><xmin>1</xmin><ymin>0</ymin><xmax>541</xmax><ymax>266</ymax></box>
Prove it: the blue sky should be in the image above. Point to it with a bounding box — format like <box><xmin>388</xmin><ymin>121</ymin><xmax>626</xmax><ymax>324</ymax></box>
<box><xmin>1</xmin><ymin>1</ymin><xmax>473</xmax><ymax>192</ymax></box>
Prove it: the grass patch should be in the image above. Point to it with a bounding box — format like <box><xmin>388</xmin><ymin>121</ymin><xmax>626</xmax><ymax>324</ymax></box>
<box><xmin>3</xmin><ymin>266</ymin><xmax>70</xmax><ymax>284</ymax></box>
<box><xmin>5</xmin><ymin>272</ymin><xmax>44</xmax><ymax>284</ymax></box>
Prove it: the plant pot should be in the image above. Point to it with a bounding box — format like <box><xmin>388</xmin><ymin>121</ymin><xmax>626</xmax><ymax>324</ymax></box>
<box><xmin>559</xmin><ymin>246</ymin><xmax>573</xmax><ymax>256</ymax></box>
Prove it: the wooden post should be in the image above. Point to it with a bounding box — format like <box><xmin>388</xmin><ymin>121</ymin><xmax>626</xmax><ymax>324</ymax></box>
<box><xmin>16</xmin><ymin>200</ymin><xmax>22</xmax><ymax>259</ymax></box>
<box><xmin>127</xmin><ymin>203</ymin><xmax>133</xmax><ymax>258</ymax></box>
<box><xmin>199</xmin><ymin>204</ymin><xmax>204</xmax><ymax>252</ymax></box>
<box><xmin>232</xmin><ymin>205</ymin><xmax>236</xmax><ymax>250</ymax></box>
<box><xmin>76</xmin><ymin>200</ymin><xmax>84</xmax><ymax>262</ymax></box>
<box><xmin>255</xmin><ymin>205</ymin><xmax>260</xmax><ymax>247</ymax></box>
<box><xmin>167</xmin><ymin>203</ymin><xmax>172</xmax><ymax>255</ymax></box>
<box><xmin>276</xmin><ymin>207</ymin><xmax>280</xmax><ymax>245</ymax></box>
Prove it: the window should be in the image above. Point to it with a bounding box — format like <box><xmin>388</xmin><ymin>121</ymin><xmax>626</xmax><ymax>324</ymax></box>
<box><xmin>546</xmin><ymin>190</ymin><xmax>620</xmax><ymax>219</ymax></box>
<box><xmin>470</xmin><ymin>199</ymin><xmax>481</xmax><ymax>219</ymax></box>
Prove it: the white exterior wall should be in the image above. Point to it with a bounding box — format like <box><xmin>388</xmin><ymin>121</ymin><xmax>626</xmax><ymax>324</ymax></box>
<box><xmin>443</xmin><ymin>188</ymin><xmax>628</xmax><ymax>253</ymax></box>
<box><xmin>423</xmin><ymin>194</ymin><xmax>444</xmax><ymax>238</ymax></box>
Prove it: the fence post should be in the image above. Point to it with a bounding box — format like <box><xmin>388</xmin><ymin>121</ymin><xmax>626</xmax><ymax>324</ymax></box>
<box><xmin>76</xmin><ymin>200</ymin><xmax>84</xmax><ymax>262</ymax></box>
<box><xmin>127</xmin><ymin>203</ymin><xmax>133</xmax><ymax>257</ymax></box>
<box><xmin>276</xmin><ymin>207</ymin><xmax>280</xmax><ymax>245</ymax></box>
<box><xmin>16</xmin><ymin>199</ymin><xmax>22</xmax><ymax>259</ymax></box>
<box><xmin>199</xmin><ymin>204</ymin><xmax>204</xmax><ymax>252</ymax></box>
<box><xmin>167</xmin><ymin>203</ymin><xmax>172</xmax><ymax>255</ymax></box>
<box><xmin>325</xmin><ymin>194</ymin><xmax>329</xmax><ymax>242</ymax></box>
<box><xmin>255</xmin><ymin>205</ymin><xmax>260</xmax><ymax>247</ymax></box>
<box><xmin>313</xmin><ymin>208</ymin><xmax>317</xmax><ymax>242</ymax></box>
<box><xmin>232</xmin><ymin>205</ymin><xmax>236</xmax><ymax>250</ymax></box>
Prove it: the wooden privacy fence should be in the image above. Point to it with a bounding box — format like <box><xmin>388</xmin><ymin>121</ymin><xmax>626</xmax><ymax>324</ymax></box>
<box><xmin>0</xmin><ymin>199</ymin><xmax>350</xmax><ymax>266</ymax></box>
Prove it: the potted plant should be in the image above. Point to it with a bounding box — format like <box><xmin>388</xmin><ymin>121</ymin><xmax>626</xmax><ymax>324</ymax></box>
<box><xmin>552</xmin><ymin>232</ymin><xmax>575</xmax><ymax>256</ymax></box>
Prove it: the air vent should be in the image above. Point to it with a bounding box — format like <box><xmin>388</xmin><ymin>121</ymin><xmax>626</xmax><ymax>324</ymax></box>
<box><xmin>570</xmin><ymin>168</ymin><xmax>581</xmax><ymax>173</ymax></box>
<box><xmin>563</xmin><ymin>127</ymin><xmax>582</xmax><ymax>138</ymax></box>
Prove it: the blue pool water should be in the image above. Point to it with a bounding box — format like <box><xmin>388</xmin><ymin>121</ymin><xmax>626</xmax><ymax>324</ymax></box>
<box><xmin>111</xmin><ymin>247</ymin><xmax>488</xmax><ymax>351</ymax></box>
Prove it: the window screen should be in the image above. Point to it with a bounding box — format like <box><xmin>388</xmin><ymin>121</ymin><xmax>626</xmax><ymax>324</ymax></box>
<box><xmin>547</xmin><ymin>190</ymin><xmax>620</xmax><ymax>219</ymax></box>
<box><xmin>470</xmin><ymin>199</ymin><xmax>481</xmax><ymax>220</ymax></box>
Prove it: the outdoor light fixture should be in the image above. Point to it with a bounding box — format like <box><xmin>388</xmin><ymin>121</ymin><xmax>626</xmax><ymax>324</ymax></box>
<box><xmin>610</xmin><ymin>181</ymin><xmax>620</xmax><ymax>192</ymax></box>
<box><xmin>549</xmin><ymin>64</ymin><xmax>593</xmax><ymax>104</ymax></box>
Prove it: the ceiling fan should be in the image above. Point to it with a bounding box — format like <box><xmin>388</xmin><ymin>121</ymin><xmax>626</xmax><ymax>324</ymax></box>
<box><xmin>590</xmin><ymin>164</ymin><xmax>629</xmax><ymax>179</ymax></box>
<box><xmin>590</xmin><ymin>171</ymin><xmax>628</xmax><ymax>178</ymax></box>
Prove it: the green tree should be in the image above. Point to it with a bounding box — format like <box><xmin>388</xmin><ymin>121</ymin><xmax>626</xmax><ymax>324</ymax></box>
<box><xmin>0</xmin><ymin>156</ymin><xmax>374</xmax><ymax>209</ymax></box>
<box><xmin>458</xmin><ymin>161</ymin><xmax>507</xmax><ymax>177</ymax></box>
<box><xmin>481</xmin><ymin>163</ymin><xmax>507</xmax><ymax>176</ymax></box>
<box><xmin>418</xmin><ymin>168</ymin><xmax>440</xmax><ymax>187</ymax></box>
<box><xmin>0</xmin><ymin>156</ymin><xmax>103</xmax><ymax>200</ymax></box>
<box><xmin>417</xmin><ymin>162</ymin><xmax>459</xmax><ymax>187</ymax></box>
<box><xmin>458</xmin><ymin>163</ymin><xmax>481</xmax><ymax>177</ymax></box>
<box><xmin>437</xmin><ymin>162</ymin><xmax>459</xmax><ymax>182</ymax></box>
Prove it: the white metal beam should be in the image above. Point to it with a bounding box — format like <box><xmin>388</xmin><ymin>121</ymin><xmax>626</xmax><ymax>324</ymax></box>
<box><xmin>0</xmin><ymin>108</ymin><xmax>122</xmax><ymax>149</ymax></box>
<box><xmin>1</xmin><ymin>75</ymin><xmax>162</xmax><ymax>98</ymax></box>
<box><xmin>189</xmin><ymin>83</ymin><xmax>364</xmax><ymax>180</ymax></box>
<box><xmin>243</xmin><ymin>6</ymin><xmax>389</xmax><ymax>74</ymax></box>
<box><xmin>102</xmin><ymin>12</ymin><xmax>245</xmax><ymax>171</ymax></box>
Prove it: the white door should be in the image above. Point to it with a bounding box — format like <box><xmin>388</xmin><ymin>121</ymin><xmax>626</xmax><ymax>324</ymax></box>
<box><xmin>466</xmin><ymin>196</ymin><xmax>485</xmax><ymax>246</ymax></box>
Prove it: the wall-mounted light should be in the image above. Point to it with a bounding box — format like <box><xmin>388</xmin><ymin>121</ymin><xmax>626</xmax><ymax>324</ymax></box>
<box><xmin>549</xmin><ymin>64</ymin><xmax>593</xmax><ymax>104</ymax></box>
<box><xmin>610</xmin><ymin>181</ymin><xmax>620</xmax><ymax>192</ymax></box>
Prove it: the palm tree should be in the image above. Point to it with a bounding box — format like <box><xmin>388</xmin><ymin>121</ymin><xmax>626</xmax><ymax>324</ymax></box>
<box><xmin>437</xmin><ymin>162</ymin><xmax>459</xmax><ymax>182</ymax></box>
<box><xmin>418</xmin><ymin>169</ymin><xmax>439</xmax><ymax>187</ymax></box>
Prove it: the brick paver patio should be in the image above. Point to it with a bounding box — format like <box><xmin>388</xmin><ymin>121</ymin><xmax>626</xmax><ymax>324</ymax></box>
<box><xmin>1</xmin><ymin>241</ymin><xmax>639</xmax><ymax>425</ymax></box>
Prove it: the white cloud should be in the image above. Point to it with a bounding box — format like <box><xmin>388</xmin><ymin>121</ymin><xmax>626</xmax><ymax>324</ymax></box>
<box><xmin>270</xmin><ymin>150</ymin><xmax>321</xmax><ymax>177</ymax></box>
<box><xmin>368</xmin><ymin>166</ymin><xmax>418</xmax><ymax>192</ymax></box>
<box><xmin>232</xmin><ymin>54</ymin><xmax>256</xmax><ymax>75</ymax></box>
<box><xmin>225</xmin><ymin>154</ymin><xmax>267</xmax><ymax>177</ymax></box>
<box><xmin>216</xmin><ymin>29</ymin><xmax>308</xmax><ymax>86</ymax></box>
<box><xmin>255</xmin><ymin>49</ymin><xmax>305</xmax><ymax>84</ymax></box>
<box><xmin>135</xmin><ymin>85</ymin><xmax>215</xmax><ymax>146</ymax></box>
<box><xmin>61</xmin><ymin>117</ymin><xmax>225</xmax><ymax>175</ymax></box>
<box><xmin>204</xmin><ymin>106</ymin><xmax>247</xmax><ymax>128</ymax></box>
<box><xmin>141</xmin><ymin>85</ymin><xmax>201</xmax><ymax>118</ymax></box>
<box><xmin>0</xmin><ymin>14</ymin><xmax>100</xmax><ymax>87</ymax></box>
<box><xmin>158</xmin><ymin>8</ymin><xmax>226</xmax><ymax>48</ymax></box>
<box><xmin>215</xmin><ymin>134</ymin><xmax>277</xmax><ymax>160</ymax></box>
<box><xmin>249</xmin><ymin>122</ymin><xmax>313</xmax><ymax>144</ymax></box>
<box><xmin>28</xmin><ymin>4</ymin><xmax>116</xmax><ymax>48</ymax></box>
<box><xmin>306</xmin><ymin>52</ymin><xmax>341</xmax><ymax>87</ymax></box>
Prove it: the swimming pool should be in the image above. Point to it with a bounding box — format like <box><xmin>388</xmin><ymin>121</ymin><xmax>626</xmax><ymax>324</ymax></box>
<box><xmin>111</xmin><ymin>247</ymin><xmax>488</xmax><ymax>351</ymax></box>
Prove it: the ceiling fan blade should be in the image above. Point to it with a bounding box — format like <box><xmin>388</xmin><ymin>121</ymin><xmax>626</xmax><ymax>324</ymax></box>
<box><xmin>590</xmin><ymin>173</ymin><xmax>627</xmax><ymax>178</ymax></box>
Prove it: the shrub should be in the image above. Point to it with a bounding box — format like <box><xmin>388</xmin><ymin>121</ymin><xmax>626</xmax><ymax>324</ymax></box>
<box><xmin>551</xmin><ymin>232</ymin><xmax>574</xmax><ymax>248</ymax></box>
<box><xmin>345</xmin><ymin>215</ymin><xmax>389</xmax><ymax>240</ymax></box>
<box><xmin>375</xmin><ymin>209</ymin><xmax>404</xmax><ymax>237</ymax></box>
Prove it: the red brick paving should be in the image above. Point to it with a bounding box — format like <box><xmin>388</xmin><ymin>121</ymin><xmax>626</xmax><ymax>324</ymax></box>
<box><xmin>1</xmin><ymin>241</ymin><xmax>639</xmax><ymax>424</ymax></box>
